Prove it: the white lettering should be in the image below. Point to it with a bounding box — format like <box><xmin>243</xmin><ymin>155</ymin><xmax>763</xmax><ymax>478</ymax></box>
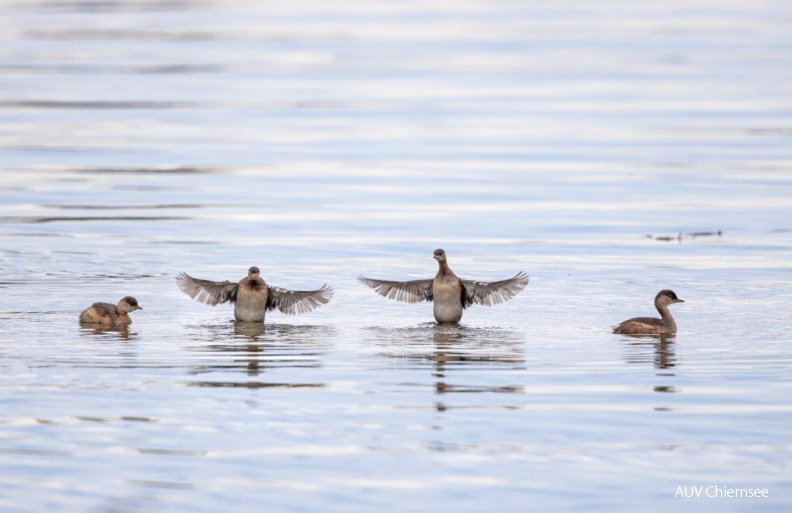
<box><xmin>679</xmin><ymin>485</ymin><xmax>769</xmax><ymax>498</ymax></box>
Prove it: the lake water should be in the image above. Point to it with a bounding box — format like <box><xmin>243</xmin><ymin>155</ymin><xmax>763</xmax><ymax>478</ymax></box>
<box><xmin>1</xmin><ymin>0</ymin><xmax>791</xmax><ymax>511</ymax></box>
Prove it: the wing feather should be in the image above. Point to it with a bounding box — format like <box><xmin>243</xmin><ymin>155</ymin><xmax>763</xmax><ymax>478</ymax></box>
<box><xmin>461</xmin><ymin>271</ymin><xmax>529</xmax><ymax>306</ymax></box>
<box><xmin>266</xmin><ymin>284</ymin><xmax>333</xmax><ymax>315</ymax></box>
<box><xmin>618</xmin><ymin>317</ymin><xmax>665</xmax><ymax>327</ymax></box>
<box><xmin>176</xmin><ymin>272</ymin><xmax>238</xmax><ymax>306</ymax></box>
<box><xmin>91</xmin><ymin>302</ymin><xmax>117</xmax><ymax>317</ymax></box>
<box><xmin>358</xmin><ymin>277</ymin><xmax>433</xmax><ymax>303</ymax></box>
<box><xmin>613</xmin><ymin>317</ymin><xmax>666</xmax><ymax>334</ymax></box>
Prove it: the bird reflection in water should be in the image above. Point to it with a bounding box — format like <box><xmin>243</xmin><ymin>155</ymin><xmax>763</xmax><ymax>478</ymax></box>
<box><xmin>654</xmin><ymin>335</ymin><xmax>677</xmax><ymax>372</ymax></box>
<box><xmin>233</xmin><ymin>322</ymin><xmax>266</xmax><ymax>376</ymax></box>
<box><xmin>78</xmin><ymin>325</ymin><xmax>133</xmax><ymax>341</ymax></box>
<box><xmin>621</xmin><ymin>334</ymin><xmax>678</xmax><ymax>394</ymax></box>
<box><xmin>621</xmin><ymin>334</ymin><xmax>677</xmax><ymax>370</ymax></box>
<box><xmin>369</xmin><ymin>324</ymin><xmax>525</xmax><ymax>411</ymax></box>
<box><xmin>185</xmin><ymin>322</ymin><xmax>334</xmax><ymax>388</ymax></box>
<box><xmin>233</xmin><ymin>321</ymin><xmax>267</xmax><ymax>340</ymax></box>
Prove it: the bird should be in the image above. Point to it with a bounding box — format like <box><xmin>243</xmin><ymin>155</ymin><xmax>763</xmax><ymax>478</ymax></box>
<box><xmin>359</xmin><ymin>249</ymin><xmax>529</xmax><ymax>324</ymax></box>
<box><xmin>79</xmin><ymin>296</ymin><xmax>142</xmax><ymax>327</ymax></box>
<box><xmin>176</xmin><ymin>266</ymin><xmax>332</xmax><ymax>323</ymax></box>
<box><xmin>613</xmin><ymin>289</ymin><xmax>685</xmax><ymax>335</ymax></box>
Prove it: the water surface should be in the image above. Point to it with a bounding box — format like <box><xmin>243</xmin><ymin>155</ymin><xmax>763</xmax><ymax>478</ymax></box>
<box><xmin>1</xmin><ymin>0</ymin><xmax>791</xmax><ymax>511</ymax></box>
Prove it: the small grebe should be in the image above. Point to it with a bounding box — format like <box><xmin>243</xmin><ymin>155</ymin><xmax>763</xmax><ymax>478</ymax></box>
<box><xmin>359</xmin><ymin>249</ymin><xmax>529</xmax><ymax>324</ymax></box>
<box><xmin>613</xmin><ymin>289</ymin><xmax>685</xmax><ymax>335</ymax></box>
<box><xmin>79</xmin><ymin>296</ymin><xmax>141</xmax><ymax>327</ymax></box>
<box><xmin>176</xmin><ymin>266</ymin><xmax>332</xmax><ymax>323</ymax></box>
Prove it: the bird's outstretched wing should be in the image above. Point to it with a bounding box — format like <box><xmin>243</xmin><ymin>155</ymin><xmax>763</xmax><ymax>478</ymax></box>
<box><xmin>266</xmin><ymin>284</ymin><xmax>333</xmax><ymax>315</ymax></box>
<box><xmin>358</xmin><ymin>277</ymin><xmax>434</xmax><ymax>303</ymax></box>
<box><xmin>461</xmin><ymin>272</ymin><xmax>529</xmax><ymax>306</ymax></box>
<box><xmin>176</xmin><ymin>272</ymin><xmax>238</xmax><ymax>306</ymax></box>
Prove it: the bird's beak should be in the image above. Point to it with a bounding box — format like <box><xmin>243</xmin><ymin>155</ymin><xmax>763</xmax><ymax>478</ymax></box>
<box><xmin>136</xmin><ymin>306</ymin><xmax>143</xmax><ymax>310</ymax></box>
<box><xmin>433</xmin><ymin>255</ymin><xmax>440</xmax><ymax>261</ymax></box>
<box><xmin>675</xmin><ymin>299</ymin><xmax>685</xmax><ymax>304</ymax></box>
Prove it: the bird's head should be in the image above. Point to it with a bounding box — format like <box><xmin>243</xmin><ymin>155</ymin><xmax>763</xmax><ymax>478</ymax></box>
<box><xmin>655</xmin><ymin>289</ymin><xmax>684</xmax><ymax>307</ymax></box>
<box><xmin>433</xmin><ymin>249</ymin><xmax>447</xmax><ymax>264</ymax></box>
<box><xmin>248</xmin><ymin>266</ymin><xmax>261</xmax><ymax>278</ymax></box>
<box><xmin>119</xmin><ymin>296</ymin><xmax>142</xmax><ymax>313</ymax></box>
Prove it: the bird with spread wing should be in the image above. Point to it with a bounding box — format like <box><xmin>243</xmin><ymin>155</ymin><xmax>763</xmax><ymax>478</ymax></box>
<box><xmin>359</xmin><ymin>249</ymin><xmax>528</xmax><ymax>324</ymax></box>
<box><xmin>176</xmin><ymin>266</ymin><xmax>332</xmax><ymax>323</ymax></box>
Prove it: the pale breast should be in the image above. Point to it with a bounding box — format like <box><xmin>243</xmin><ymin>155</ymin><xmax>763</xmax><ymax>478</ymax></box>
<box><xmin>433</xmin><ymin>275</ymin><xmax>461</xmax><ymax>304</ymax></box>
<box><xmin>115</xmin><ymin>313</ymin><xmax>132</xmax><ymax>326</ymax></box>
<box><xmin>432</xmin><ymin>275</ymin><xmax>463</xmax><ymax>323</ymax></box>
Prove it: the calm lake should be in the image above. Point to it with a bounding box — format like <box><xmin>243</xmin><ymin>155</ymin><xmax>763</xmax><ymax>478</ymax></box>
<box><xmin>0</xmin><ymin>0</ymin><xmax>791</xmax><ymax>511</ymax></box>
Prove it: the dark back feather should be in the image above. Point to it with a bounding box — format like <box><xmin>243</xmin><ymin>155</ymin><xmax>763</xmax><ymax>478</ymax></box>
<box><xmin>92</xmin><ymin>302</ymin><xmax>117</xmax><ymax>318</ymax></box>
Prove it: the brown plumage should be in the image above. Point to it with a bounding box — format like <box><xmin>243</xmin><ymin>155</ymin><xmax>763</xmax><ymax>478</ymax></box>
<box><xmin>613</xmin><ymin>289</ymin><xmax>685</xmax><ymax>335</ymax></box>
<box><xmin>79</xmin><ymin>296</ymin><xmax>141</xmax><ymax>327</ymax></box>
<box><xmin>359</xmin><ymin>249</ymin><xmax>529</xmax><ymax>324</ymax></box>
<box><xmin>176</xmin><ymin>266</ymin><xmax>332</xmax><ymax>323</ymax></box>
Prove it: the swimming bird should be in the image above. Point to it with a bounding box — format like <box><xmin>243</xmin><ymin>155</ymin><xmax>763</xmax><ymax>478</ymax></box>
<box><xmin>79</xmin><ymin>296</ymin><xmax>141</xmax><ymax>327</ymax></box>
<box><xmin>176</xmin><ymin>266</ymin><xmax>332</xmax><ymax>323</ymax></box>
<box><xmin>359</xmin><ymin>249</ymin><xmax>529</xmax><ymax>324</ymax></box>
<box><xmin>613</xmin><ymin>289</ymin><xmax>685</xmax><ymax>335</ymax></box>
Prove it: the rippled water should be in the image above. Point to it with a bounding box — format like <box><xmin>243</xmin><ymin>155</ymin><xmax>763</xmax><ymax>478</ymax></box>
<box><xmin>1</xmin><ymin>0</ymin><xmax>791</xmax><ymax>511</ymax></box>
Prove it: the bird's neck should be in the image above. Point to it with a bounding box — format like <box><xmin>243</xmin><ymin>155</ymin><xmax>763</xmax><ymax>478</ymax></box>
<box><xmin>247</xmin><ymin>276</ymin><xmax>264</xmax><ymax>290</ymax></box>
<box><xmin>436</xmin><ymin>260</ymin><xmax>452</xmax><ymax>277</ymax></box>
<box><xmin>656</xmin><ymin>302</ymin><xmax>676</xmax><ymax>329</ymax></box>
